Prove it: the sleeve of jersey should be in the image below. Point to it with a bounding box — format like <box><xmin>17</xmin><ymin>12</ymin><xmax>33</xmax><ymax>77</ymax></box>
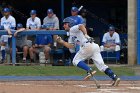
<box><xmin>79</xmin><ymin>17</ymin><xmax>84</xmax><ymax>24</ymax></box>
<box><xmin>115</xmin><ymin>33</ymin><xmax>121</xmax><ymax>44</ymax></box>
<box><xmin>26</xmin><ymin>19</ymin><xmax>30</xmax><ymax>28</ymax></box>
<box><xmin>11</xmin><ymin>18</ymin><xmax>16</xmax><ymax>28</ymax></box>
<box><xmin>77</xmin><ymin>15</ymin><xmax>84</xmax><ymax>24</ymax></box>
<box><xmin>43</xmin><ymin>18</ymin><xmax>46</xmax><ymax>25</ymax></box>
<box><xmin>102</xmin><ymin>34</ymin><xmax>107</xmax><ymax>45</ymax></box>
<box><xmin>0</xmin><ymin>19</ymin><xmax>2</xmax><ymax>26</ymax></box>
<box><xmin>54</xmin><ymin>17</ymin><xmax>59</xmax><ymax>29</ymax></box>
<box><xmin>1</xmin><ymin>18</ymin><xmax>4</xmax><ymax>26</ymax></box>
<box><xmin>37</xmin><ymin>18</ymin><xmax>41</xmax><ymax>28</ymax></box>
<box><xmin>70</xmin><ymin>25</ymin><xmax>80</xmax><ymax>33</ymax></box>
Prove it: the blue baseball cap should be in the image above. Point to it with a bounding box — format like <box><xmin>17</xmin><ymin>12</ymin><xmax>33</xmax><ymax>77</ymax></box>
<box><xmin>0</xmin><ymin>25</ymin><xmax>4</xmax><ymax>30</ymax></box>
<box><xmin>71</xmin><ymin>7</ymin><xmax>78</xmax><ymax>12</ymax></box>
<box><xmin>109</xmin><ymin>26</ymin><xmax>115</xmax><ymax>31</ymax></box>
<box><xmin>17</xmin><ymin>23</ymin><xmax>23</xmax><ymax>28</ymax></box>
<box><xmin>30</xmin><ymin>10</ymin><xmax>37</xmax><ymax>15</ymax></box>
<box><xmin>47</xmin><ymin>9</ymin><xmax>53</xmax><ymax>14</ymax></box>
<box><xmin>3</xmin><ymin>8</ymin><xmax>11</xmax><ymax>12</ymax></box>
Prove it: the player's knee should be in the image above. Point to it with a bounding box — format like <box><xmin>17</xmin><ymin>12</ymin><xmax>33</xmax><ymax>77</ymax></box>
<box><xmin>23</xmin><ymin>46</ymin><xmax>29</xmax><ymax>51</ymax></box>
<box><xmin>96</xmin><ymin>63</ymin><xmax>108</xmax><ymax>72</ymax></box>
<box><xmin>44</xmin><ymin>46</ymin><xmax>51</xmax><ymax>52</ymax></box>
<box><xmin>115</xmin><ymin>45</ymin><xmax>120</xmax><ymax>51</ymax></box>
<box><xmin>72</xmin><ymin>59</ymin><xmax>79</xmax><ymax>66</ymax></box>
<box><xmin>29</xmin><ymin>47</ymin><xmax>33</xmax><ymax>52</ymax></box>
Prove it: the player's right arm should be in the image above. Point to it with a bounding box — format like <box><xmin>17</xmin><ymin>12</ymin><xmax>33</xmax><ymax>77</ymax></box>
<box><xmin>62</xmin><ymin>42</ymin><xmax>74</xmax><ymax>49</ymax></box>
<box><xmin>14</xmin><ymin>28</ymin><xmax>26</xmax><ymax>37</ymax></box>
<box><xmin>56</xmin><ymin>36</ymin><xmax>74</xmax><ymax>49</ymax></box>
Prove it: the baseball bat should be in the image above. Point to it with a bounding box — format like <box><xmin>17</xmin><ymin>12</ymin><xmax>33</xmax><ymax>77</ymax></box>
<box><xmin>78</xmin><ymin>5</ymin><xmax>83</xmax><ymax>11</ymax></box>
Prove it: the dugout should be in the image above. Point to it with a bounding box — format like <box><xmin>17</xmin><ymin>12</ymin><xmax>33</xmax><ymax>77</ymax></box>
<box><xmin>0</xmin><ymin>0</ymin><xmax>127</xmax><ymax>36</ymax></box>
<box><xmin>0</xmin><ymin>0</ymin><xmax>138</xmax><ymax>65</ymax></box>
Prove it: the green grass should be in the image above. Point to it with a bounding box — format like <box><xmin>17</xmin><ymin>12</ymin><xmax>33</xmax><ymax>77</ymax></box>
<box><xmin>0</xmin><ymin>65</ymin><xmax>135</xmax><ymax>76</ymax></box>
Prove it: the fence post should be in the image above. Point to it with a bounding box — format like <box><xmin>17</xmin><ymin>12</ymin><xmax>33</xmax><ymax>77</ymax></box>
<box><xmin>12</xmin><ymin>36</ymin><xmax>16</xmax><ymax>65</ymax></box>
<box><xmin>137</xmin><ymin>0</ymin><xmax>140</xmax><ymax>65</ymax></box>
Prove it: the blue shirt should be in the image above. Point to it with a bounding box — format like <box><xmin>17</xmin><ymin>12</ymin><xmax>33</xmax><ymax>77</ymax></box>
<box><xmin>70</xmin><ymin>15</ymin><xmax>84</xmax><ymax>25</ymax></box>
<box><xmin>35</xmin><ymin>35</ymin><xmax>53</xmax><ymax>45</ymax></box>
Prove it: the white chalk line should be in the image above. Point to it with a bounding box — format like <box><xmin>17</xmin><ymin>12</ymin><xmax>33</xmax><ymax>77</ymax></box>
<box><xmin>74</xmin><ymin>83</ymin><xmax>140</xmax><ymax>87</ymax></box>
<box><xmin>127</xmin><ymin>87</ymin><xmax>140</xmax><ymax>90</ymax></box>
<box><xmin>0</xmin><ymin>82</ymin><xmax>63</xmax><ymax>87</ymax></box>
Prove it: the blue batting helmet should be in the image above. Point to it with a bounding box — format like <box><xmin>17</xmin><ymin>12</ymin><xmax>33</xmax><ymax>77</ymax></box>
<box><xmin>3</xmin><ymin>8</ymin><xmax>11</xmax><ymax>12</ymax></box>
<box><xmin>17</xmin><ymin>23</ymin><xmax>23</xmax><ymax>28</ymax></box>
<box><xmin>108</xmin><ymin>25</ymin><xmax>115</xmax><ymax>31</ymax></box>
<box><xmin>47</xmin><ymin>9</ymin><xmax>53</xmax><ymax>14</ymax></box>
<box><xmin>71</xmin><ymin>7</ymin><xmax>78</xmax><ymax>12</ymax></box>
<box><xmin>63</xmin><ymin>17</ymin><xmax>76</xmax><ymax>27</ymax></box>
<box><xmin>30</xmin><ymin>10</ymin><xmax>37</xmax><ymax>15</ymax></box>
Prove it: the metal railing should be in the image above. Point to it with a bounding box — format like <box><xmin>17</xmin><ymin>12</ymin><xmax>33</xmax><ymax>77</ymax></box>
<box><xmin>0</xmin><ymin>30</ymin><xmax>67</xmax><ymax>65</ymax></box>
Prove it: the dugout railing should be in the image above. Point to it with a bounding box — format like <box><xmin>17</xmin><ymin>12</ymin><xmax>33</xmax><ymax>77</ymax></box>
<box><xmin>0</xmin><ymin>30</ymin><xmax>67</xmax><ymax>65</ymax></box>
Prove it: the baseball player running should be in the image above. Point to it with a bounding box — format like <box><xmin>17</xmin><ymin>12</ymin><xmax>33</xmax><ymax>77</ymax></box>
<box><xmin>56</xmin><ymin>17</ymin><xmax>120</xmax><ymax>86</ymax></box>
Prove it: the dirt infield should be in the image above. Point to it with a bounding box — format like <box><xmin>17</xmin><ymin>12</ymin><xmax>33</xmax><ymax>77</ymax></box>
<box><xmin>0</xmin><ymin>80</ymin><xmax>139</xmax><ymax>93</ymax></box>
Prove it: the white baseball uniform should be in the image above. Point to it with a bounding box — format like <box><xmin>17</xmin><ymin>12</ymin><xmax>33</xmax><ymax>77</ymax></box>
<box><xmin>68</xmin><ymin>25</ymin><xmax>108</xmax><ymax>72</ymax></box>
<box><xmin>26</xmin><ymin>17</ymin><xmax>41</xmax><ymax>29</ymax></box>
<box><xmin>1</xmin><ymin>15</ymin><xmax>16</xmax><ymax>29</ymax></box>
<box><xmin>0</xmin><ymin>15</ymin><xmax>16</xmax><ymax>47</ymax></box>
<box><xmin>100</xmin><ymin>32</ymin><xmax>120</xmax><ymax>51</ymax></box>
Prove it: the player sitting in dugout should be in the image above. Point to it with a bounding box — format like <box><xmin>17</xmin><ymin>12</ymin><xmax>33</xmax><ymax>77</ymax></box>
<box><xmin>13</xmin><ymin>23</ymin><xmax>32</xmax><ymax>62</ymax></box>
<box><xmin>43</xmin><ymin>9</ymin><xmax>59</xmax><ymax>48</ymax></box>
<box><xmin>29</xmin><ymin>33</ymin><xmax>53</xmax><ymax>63</ymax></box>
<box><xmin>100</xmin><ymin>26</ymin><xmax>121</xmax><ymax>60</ymax></box>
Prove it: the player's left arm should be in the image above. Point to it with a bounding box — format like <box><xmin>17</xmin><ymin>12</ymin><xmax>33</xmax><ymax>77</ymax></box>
<box><xmin>54</xmin><ymin>17</ymin><xmax>59</xmax><ymax>30</ymax></box>
<box><xmin>11</xmin><ymin>17</ymin><xmax>16</xmax><ymax>30</ymax></box>
<box><xmin>114</xmin><ymin>33</ymin><xmax>121</xmax><ymax>45</ymax></box>
<box><xmin>5</xmin><ymin>28</ymin><xmax>12</xmax><ymax>35</ymax></box>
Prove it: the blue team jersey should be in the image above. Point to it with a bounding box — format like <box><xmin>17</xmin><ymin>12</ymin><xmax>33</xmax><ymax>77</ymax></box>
<box><xmin>35</xmin><ymin>35</ymin><xmax>53</xmax><ymax>45</ymax></box>
<box><xmin>69</xmin><ymin>15</ymin><xmax>84</xmax><ymax>25</ymax></box>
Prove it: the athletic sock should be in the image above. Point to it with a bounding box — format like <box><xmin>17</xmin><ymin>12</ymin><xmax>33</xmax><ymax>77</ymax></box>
<box><xmin>23</xmin><ymin>57</ymin><xmax>26</xmax><ymax>61</ymax></box>
<box><xmin>104</xmin><ymin>68</ymin><xmax>117</xmax><ymax>80</ymax></box>
<box><xmin>77</xmin><ymin>61</ymin><xmax>91</xmax><ymax>72</ymax></box>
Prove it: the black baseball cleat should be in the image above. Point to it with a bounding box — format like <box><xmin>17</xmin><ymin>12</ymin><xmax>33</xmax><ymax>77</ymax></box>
<box><xmin>112</xmin><ymin>77</ymin><xmax>120</xmax><ymax>86</ymax></box>
<box><xmin>84</xmin><ymin>70</ymin><xmax>96</xmax><ymax>80</ymax></box>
